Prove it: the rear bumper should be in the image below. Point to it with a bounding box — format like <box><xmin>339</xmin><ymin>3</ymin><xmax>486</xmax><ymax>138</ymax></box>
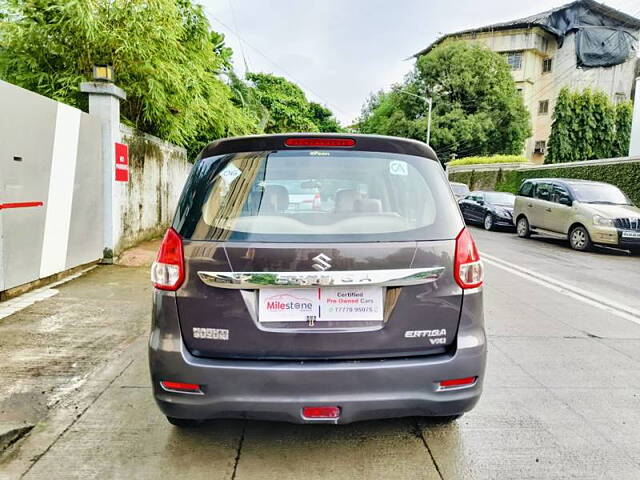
<box><xmin>149</xmin><ymin>292</ymin><xmax>486</xmax><ymax>424</ymax></box>
<box><xmin>150</xmin><ymin>342</ymin><xmax>485</xmax><ymax>424</ymax></box>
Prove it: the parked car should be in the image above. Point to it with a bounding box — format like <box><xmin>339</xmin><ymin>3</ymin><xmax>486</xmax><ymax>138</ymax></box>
<box><xmin>513</xmin><ymin>178</ymin><xmax>640</xmax><ymax>253</ymax></box>
<box><xmin>450</xmin><ymin>181</ymin><xmax>470</xmax><ymax>200</ymax></box>
<box><xmin>149</xmin><ymin>134</ymin><xmax>486</xmax><ymax>427</ymax></box>
<box><xmin>459</xmin><ymin>191</ymin><xmax>516</xmax><ymax>231</ymax></box>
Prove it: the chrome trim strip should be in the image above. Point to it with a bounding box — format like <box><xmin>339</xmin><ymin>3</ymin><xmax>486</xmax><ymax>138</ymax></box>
<box><xmin>198</xmin><ymin>267</ymin><xmax>445</xmax><ymax>289</ymax></box>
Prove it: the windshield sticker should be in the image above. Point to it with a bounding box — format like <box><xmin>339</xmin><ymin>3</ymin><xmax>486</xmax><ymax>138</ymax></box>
<box><xmin>389</xmin><ymin>160</ymin><xmax>408</xmax><ymax>176</ymax></box>
<box><xmin>309</xmin><ymin>151</ymin><xmax>330</xmax><ymax>156</ymax></box>
<box><xmin>219</xmin><ymin>164</ymin><xmax>242</xmax><ymax>184</ymax></box>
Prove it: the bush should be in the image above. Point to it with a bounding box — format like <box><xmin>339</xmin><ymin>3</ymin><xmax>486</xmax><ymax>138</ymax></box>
<box><xmin>449</xmin><ymin>161</ymin><xmax>640</xmax><ymax>206</ymax></box>
<box><xmin>447</xmin><ymin>155</ymin><xmax>528</xmax><ymax>167</ymax></box>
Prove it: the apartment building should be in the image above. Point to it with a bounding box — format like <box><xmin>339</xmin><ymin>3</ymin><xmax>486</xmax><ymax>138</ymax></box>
<box><xmin>415</xmin><ymin>0</ymin><xmax>640</xmax><ymax>163</ymax></box>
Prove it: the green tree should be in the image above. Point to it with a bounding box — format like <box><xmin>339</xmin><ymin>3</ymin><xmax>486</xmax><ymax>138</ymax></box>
<box><xmin>308</xmin><ymin>102</ymin><xmax>342</xmax><ymax>132</ymax></box>
<box><xmin>0</xmin><ymin>0</ymin><xmax>257</xmax><ymax>157</ymax></box>
<box><xmin>246</xmin><ymin>72</ymin><xmax>319</xmax><ymax>133</ymax></box>
<box><xmin>358</xmin><ymin>41</ymin><xmax>531</xmax><ymax>160</ymax></box>
<box><xmin>545</xmin><ymin>88</ymin><xmax>576</xmax><ymax>164</ymax></box>
<box><xmin>613</xmin><ymin>100</ymin><xmax>633</xmax><ymax>158</ymax></box>
<box><xmin>546</xmin><ymin>88</ymin><xmax>628</xmax><ymax>163</ymax></box>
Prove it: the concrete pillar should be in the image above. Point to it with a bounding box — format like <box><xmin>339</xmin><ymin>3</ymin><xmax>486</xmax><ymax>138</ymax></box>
<box><xmin>79</xmin><ymin>82</ymin><xmax>126</xmax><ymax>262</ymax></box>
<box><xmin>631</xmin><ymin>77</ymin><xmax>640</xmax><ymax>157</ymax></box>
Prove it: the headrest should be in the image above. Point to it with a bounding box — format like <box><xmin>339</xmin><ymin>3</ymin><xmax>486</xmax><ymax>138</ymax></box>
<box><xmin>334</xmin><ymin>189</ymin><xmax>361</xmax><ymax>213</ymax></box>
<box><xmin>261</xmin><ymin>185</ymin><xmax>289</xmax><ymax>213</ymax></box>
<box><xmin>354</xmin><ymin>198</ymin><xmax>382</xmax><ymax>213</ymax></box>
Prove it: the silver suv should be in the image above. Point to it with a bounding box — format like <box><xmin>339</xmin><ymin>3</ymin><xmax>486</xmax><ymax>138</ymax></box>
<box><xmin>513</xmin><ymin>178</ymin><xmax>640</xmax><ymax>253</ymax></box>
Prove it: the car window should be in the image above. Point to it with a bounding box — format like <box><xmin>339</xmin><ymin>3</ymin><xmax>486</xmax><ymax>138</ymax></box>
<box><xmin>518</xmin><ymin>181</ymin><xmax>534</xmax><ymax>198</ymax></box>
<box><xmin>174</xmin><ymin>150</ymin><xmax>461</xmax><ymax>242</ymax></box>
<box><xmin>551</xmin><ymin>185</ymin><xmax>571</xmax><ymax>204</ymax></box>
<box><xmin>484</xmin><ymin>192</ymin><xmax>515</xmax><ymax>205</ymax></box>
<box><xmin>535</xmin><ymin>183</ymin><xmax>552</xmax><ymax>202</ymax></box>
<box><xmin>469</xmin><ymin>192</ymin><xmax>483</xmax><ymax>202</ymax></box>
<box><xmin>451</xmin><ymin>183</ymin><xmax>470</xmax><ymax>196</ymax></box>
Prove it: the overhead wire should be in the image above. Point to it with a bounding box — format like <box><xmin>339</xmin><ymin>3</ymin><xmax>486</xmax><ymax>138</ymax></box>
<box><xmin>203</xmin><ymin>6</ymin><xmax>349</xmax><ymax>117</ymax></box>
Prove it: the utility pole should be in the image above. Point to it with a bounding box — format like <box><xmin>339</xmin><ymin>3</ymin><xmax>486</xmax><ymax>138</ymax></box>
<box><xmin>397</xmin><ymin>89</ymin><xmax>433</xmax><ymax>145</ymax></box>
<box><xmin>426</xmin><ymin>97</ymin><xmax>433</xmax><ymax>146</ymax></box>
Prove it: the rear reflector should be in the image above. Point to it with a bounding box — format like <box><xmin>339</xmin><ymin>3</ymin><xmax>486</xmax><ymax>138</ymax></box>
<box><xmin>439</xmin><ymin>377</ymin><xmax>477</xmax><ymax>388</ymax></box>
<box><xmin>161</xmin><ymin>381</ymin><xmax>201</xmax><ymax>392</ymax></box>
<box><xmin>302</xmin><ymin>406</ymin><xmax>341</xmax><ymax>419</ymax></box>
<box><xmin>285</xmin><ymin>138</ymin><xmax>356</xmax><ymax>148</ymax></box>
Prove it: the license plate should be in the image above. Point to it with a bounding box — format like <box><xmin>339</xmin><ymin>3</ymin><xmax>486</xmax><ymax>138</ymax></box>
<box><xmin>258</xmin><ymin>286</ymin><xmax>384</xmax><ymax>323</ymax></box>
<box><xmin>621</xmin><ymin>230</ymin><xmax>640</xmax><ymax>239</ymax></box>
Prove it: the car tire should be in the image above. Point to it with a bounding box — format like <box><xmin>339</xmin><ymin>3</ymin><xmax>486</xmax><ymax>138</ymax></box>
<box><xmin>484</xmin><ymin>213</ymin><xmax>495</xmax><ymax>231</ymax></box>
<box><xmin>569</xmin><ymin>225</ymin><xmax>592</xmax><ymax>252</ymax></box>
<box><xmin>516</xmin><ymin>216</ymin><xmax>531</xmax><ymax>238</ymax></box>
<box><xmin>166</xmin><ymin>416</ymin><xmax>201</xmax><ymax>428</ymax></box>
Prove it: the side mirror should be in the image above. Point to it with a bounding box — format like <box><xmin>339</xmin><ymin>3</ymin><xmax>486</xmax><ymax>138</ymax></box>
<box><xmin>559</xmin><ymin>197</ymin><xmax>572</xmax><ymax>206</ymax></box>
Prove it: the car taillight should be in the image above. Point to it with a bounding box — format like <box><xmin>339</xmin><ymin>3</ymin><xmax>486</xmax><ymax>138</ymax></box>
<box><xmin>151</xmin><ymin>228</ymin><xmax>185</xmax><ymax>291</ymax></box>
<box><xmin>454</xmin><ymin>228</ymin><xmax>483</xmax><ymax>289</ymax></box>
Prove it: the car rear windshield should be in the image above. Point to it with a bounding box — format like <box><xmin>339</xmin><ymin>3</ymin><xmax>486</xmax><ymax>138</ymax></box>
<box><xmin>173</xmin><ymin>150</ymin><xmax>461</xmax><ymax>242</ymax></box>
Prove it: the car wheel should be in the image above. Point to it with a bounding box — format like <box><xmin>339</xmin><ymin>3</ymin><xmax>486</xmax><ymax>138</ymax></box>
<box><xmin>484</xmin><ymin>213</ymin><xmax>494</xmax><ymax>231</ymax></box>
<box><xmin>166</xmin><ymin>416</ymin><xmax>201</xmax><ymax>428</ymax></box>
<box><xmin>569</xmin><ymin>225</ymin><xmax>592</xmax><ymax>251</ymax></box>
<box><xmin>516</xmin><ymin>216</ymin><xmax>531</xmax><ymax>238</ymax></box>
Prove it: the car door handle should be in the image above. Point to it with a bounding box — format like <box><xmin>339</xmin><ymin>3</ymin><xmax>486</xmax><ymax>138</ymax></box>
<box><xmin>545</xmin><ymin>208</ymin><xmax>552</xmax><ymax>212</ymax></box>
<box><xmin>527</xmin><ymin>203</ymin><xmax>533</xmax><ymax>208</ymax></box>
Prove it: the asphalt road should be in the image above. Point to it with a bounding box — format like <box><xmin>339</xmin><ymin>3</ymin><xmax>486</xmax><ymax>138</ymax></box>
<box><xmin>2</xmin><ymin>230</ymin><xmax>640</xmax><ymax>479</ymax></box>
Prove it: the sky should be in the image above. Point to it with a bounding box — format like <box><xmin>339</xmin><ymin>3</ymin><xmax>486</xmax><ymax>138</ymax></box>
<box><xmin>202</xmin><ymin>0</ymin><xmax>640</xmax><ymax>126</ymax></box>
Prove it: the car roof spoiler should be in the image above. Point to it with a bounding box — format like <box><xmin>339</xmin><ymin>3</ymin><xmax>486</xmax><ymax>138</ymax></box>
<box><xmin>199</xmin><ymin>133</ymin><xmax>439</xmax><ymax>161</ymax></box>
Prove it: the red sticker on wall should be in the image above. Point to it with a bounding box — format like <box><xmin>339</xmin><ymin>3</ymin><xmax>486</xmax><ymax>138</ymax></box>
<box><xmin>115</xmin><ymin>142</ymin><xmax>129</xmax><ymax>182</ymax></box>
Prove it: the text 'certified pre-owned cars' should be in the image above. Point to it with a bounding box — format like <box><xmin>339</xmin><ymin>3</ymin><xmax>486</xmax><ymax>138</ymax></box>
<box><xmin>149</xmin><ymin>134</ymin><xmax>486</xmax><ymax>427</ymax></box>
<box><xmin>459</xmin><ymin>191</ymin><xmax>516</xmax><ymax>231</ymax></box>
<box><xmin>514</xmin><ymin>178</ymin><xmax>640</xmax><ymax>253</ymax></box>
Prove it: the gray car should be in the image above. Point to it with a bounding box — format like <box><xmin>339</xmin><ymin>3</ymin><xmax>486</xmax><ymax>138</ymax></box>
<box><xmin>149</xmin><ymin>134</ymin><xmax>486</xmax><ymax>426</ymax></box>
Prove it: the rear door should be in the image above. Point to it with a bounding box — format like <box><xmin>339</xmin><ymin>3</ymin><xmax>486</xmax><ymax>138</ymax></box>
<box><xmin>172</xmin><ymin>145</ymin><xmax>465</xmax><ymax>360</ymax></box>
<box><xmin>529</xmin><ymin>182</ymin><xmax>553</xmax><ymax>228</ymax></box>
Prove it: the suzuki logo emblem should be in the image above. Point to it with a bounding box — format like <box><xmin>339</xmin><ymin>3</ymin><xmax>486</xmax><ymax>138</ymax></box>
<box><xmin>312</xmin><ymin>253</ymin><xmax>332</xmax><ymax>271</ymax></box>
